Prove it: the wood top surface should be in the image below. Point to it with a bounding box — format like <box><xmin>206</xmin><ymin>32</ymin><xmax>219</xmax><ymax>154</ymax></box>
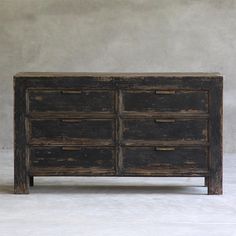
<box><xmin>15</xmin><ymin>72</ymin><xmax>222</xmax><ymax>78</ymax></box>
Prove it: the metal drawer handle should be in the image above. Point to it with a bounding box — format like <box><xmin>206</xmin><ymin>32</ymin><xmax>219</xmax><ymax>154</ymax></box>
<box><xmin>61</xmin><ymin>119</ymin><xmax>82</xmax><ymax>123</ymax></box>
<box><xmin>155</xmin><ymin>147</ymin><xmax>175</xmax><ymax>151</ymax></box>
<box><xmin>61</xmin><ymin>90</ymin><xmax>82</xmax><ymax>94</ymax></box>
<box><xmin>155</xmin><ymin>90</ymin><xmax>175</xmax><ymax>95</ymax></box>
<box><xmin>155</xmin><ymin>119</ymin><xmax>176</xmax><ymax>123</ymax></box>
<box><xmin>62</xmin><ymin>147</ymin><xmax>82</xmax><ymax>151</ymax></box>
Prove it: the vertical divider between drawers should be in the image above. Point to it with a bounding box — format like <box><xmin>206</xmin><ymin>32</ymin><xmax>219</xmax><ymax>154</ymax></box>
<box><xmin>116</xmin><ymin>88</ymin><xmax>123</xmax><ymax>175</ymax></box>
<box><xmin>114</xmin><ymin>86</ymin><xmax>118</xmax><ymax>175</ymax></box>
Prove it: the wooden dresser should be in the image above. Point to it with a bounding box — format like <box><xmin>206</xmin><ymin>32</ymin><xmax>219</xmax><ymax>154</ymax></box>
<box><xmin>14</xmin><ymin>73</ymin><xmax>223</xmax><ymax>194</ymax></box>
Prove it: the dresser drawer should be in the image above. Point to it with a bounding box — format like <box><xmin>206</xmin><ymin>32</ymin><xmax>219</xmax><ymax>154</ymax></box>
<box><xmin>122</xmin><ymin>90</ymin><xmax>208</xmax><ymax>113</ymax></box>
<box><xmin>28</xmin><ymin>119</ymin><xmax>115</xmax><ymax>145</ymax></box>
<box><xmin>27</xmin><ymin>89</ymin><xmax>115</xmax><ymax>113</ymax></box>
<box><xmin>122</xmin><ymin>146</ymin><xmax>208</xmax><ymax>175</ymax></box>
<box><xmin>29</xmin><ymin>146</ymin><xmax>115</xmax><ymax>175</ymax></box>
<box><xmin>122</xmin><ymin>118</ymin><xmax>208</xmax><ymax>142</ymax></box>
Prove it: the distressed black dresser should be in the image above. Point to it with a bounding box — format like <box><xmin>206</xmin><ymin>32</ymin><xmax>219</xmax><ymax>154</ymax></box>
<box><xmin>14</xmin><ymin>73</ymin><xmax>223</xmax><ymax>194</ymax></box>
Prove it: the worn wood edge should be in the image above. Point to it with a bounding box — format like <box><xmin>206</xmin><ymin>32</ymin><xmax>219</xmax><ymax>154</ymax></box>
<box><xmin>208</xmin><ymin>78</ymin><xmax>223</xmax><ymax>195</ymax></box>
<box><xmin>15</xmin><ymin>72</ymin><xmax>223</xmax><ymax>78</ymax></box>
<box><xmin>121</xmin><ymin>170</ymin><xmax>208</xmax><ymax>177</ymax></box>
<box><xmin>27</xmin><ymin>112</ymin><xmax>209</xmax><ymax>119</ymax></box>
<box><xmin>28</xmin><ymin>112</ymin><xmax>116</xmax><ymax>119</ymax></box>
<box><xmin>14</xmin><ymin>78</ymin><xmax>30</xmax><ymax>194</ymax></box>
<box><xmin>30</xmin><ymin>168</ymin><xmax>116</xmax><ymax>176</ymax></box>
<box><xmin>28</xmin><ymin>139</ymin><xmax>115</xmax><ymax>146</ymax></box>
<box><xmin>30</xmin><ymin>146</ymin><xmax>115</xmax><ymax>149</ymax></box>
<box><xmin>120</xmin><ymin>112</ymin><xmax>209</xmax><ymax>118</ymax></box>
<box><xmin>30</xmin><ymin>170</ymin><xmax>208</xmax><ymax>177</ymax></box>
<box><xmin>122</xmin><ymin>140</ymin><xmax>209</xmax><ymax>146</ymax></box>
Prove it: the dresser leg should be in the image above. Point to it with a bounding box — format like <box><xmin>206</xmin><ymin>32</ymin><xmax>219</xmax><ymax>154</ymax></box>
<box><xmin>14</xmin><ymin>152</ymin><xmax>30</xmax><ymax>194</ymax></box>
<box><xmin>14</xmin><ymin>172</ymin><xmax>30</xmax><ymax>194</ymax></box>
<box><xmin>207</xmin><ymin>176</ymin><xmax>222</xmax><ymax>195</ymax></box>
<box><xmin>30</xmin><ymin>176</ymin><xmax>34</xmax><ymax>187</ymax></box>
<box><xmin>204</xmin><ymin>177</ymin><xmax>209</xmax><ymax>187</ymax></box>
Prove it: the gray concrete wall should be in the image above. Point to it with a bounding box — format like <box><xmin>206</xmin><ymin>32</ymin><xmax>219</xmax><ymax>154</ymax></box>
<box><xmin>0</xmin><ymin>0</ymin><xmax>235</xmax><ymax>152</ymax></box>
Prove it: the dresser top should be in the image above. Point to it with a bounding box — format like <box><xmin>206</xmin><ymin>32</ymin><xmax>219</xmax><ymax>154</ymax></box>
<box><xmin>15</xmin><ymin>72</ymin><xmax>222</xmax><ymax>78</ymax></box>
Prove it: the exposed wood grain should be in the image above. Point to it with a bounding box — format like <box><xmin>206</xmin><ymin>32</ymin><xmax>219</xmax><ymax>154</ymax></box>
<box><xmin>208</xmin><ymin>78</ymin><xmax>223</xmax><ymax>195</ymax></box>
<box><xmin>14</xmin><ymin>78</ymin><xmax>29</xmax><ymax>194</ymax></box>
<box><xmin>28</xmin><ymin>112</ymin><xmax>116</xmax><ymax>119</ymax></box>
<box><xmin>114</xmin><ymin>87</ymin><xmax>119</xmax><ymax>175</ymax></box>
<box><xmin>121</xmin><ymin>171</ymin><xmax>209</xmax><ymax>177</ymax></box>
<box><xmin>122</xmin><ymin>140</ymin><xmax>209</xmax><ymax>146</ymax></box>
<box><xmin>30</xmin><ymin>168</ymin><xmax>115</xmax><ymax>176</ymax></box>
<box><xmin>117</xmin><ymin>89</ymin><xmax>123</xmax><ymax>175</ymax></box>
<box><xmin>29</xmin><ymin>140</ymin><xmax>115</xmax><ymax>146</ymax></box>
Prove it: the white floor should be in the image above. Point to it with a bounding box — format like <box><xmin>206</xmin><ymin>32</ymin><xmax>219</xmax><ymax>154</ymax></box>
<box><xmin>0</xmin><ymin>150</ymin><xmax>236</xmax><ymax>236</ymax></box>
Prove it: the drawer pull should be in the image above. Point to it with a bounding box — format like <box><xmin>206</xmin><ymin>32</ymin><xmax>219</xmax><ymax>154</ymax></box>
<box><xmin>155</xmin><ymin>90</ymin><xmax>176</xmax><ymax>95</ymax></box>
<box><xmin>155</xmin><ymin>147</ymin><xmax>175</xmax><ymax>151</ymax></box>
<box><xmin>61</xmin><ymin>90</ymin><xmax>82</xmax><ymax>94</ymax></box>
<box><xmin>62</xmin><ymin>147</ymin><xmax>82</xmax><ymax>151</ymax></box>
<box><xmin>155</xmin><ymin>119</ymin><xmax>176</xmax><ymax>123</ymax></box>
<box><xmin>61</xmin><ymin>119</ymin><xmax>82</xmax><ymax>123</ymax></box>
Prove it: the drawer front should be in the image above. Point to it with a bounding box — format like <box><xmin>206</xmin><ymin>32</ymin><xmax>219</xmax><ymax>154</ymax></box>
<box><xmin>28</xmin><ymin>89</ymin><xmax>115</xmax><ymax>113</ymax></box>
<box><xmin>123</xmin><ymin>118</ymin><xmax>208</xmax><ymax>142</ymax></box>
<box><xmin>122</xmin><ymin>147</ymin><xmax>208</xmax><ymax>175</ymax></box>
<box><xmin>28</xmin><ymin>119</ymin><xmax>114</xmax><ymax>145</ymax></box>
<box><xmin>122</xmin><ymin>90</ymin><xmax>208</xmax><ymax>113</ymax></box>
<box><xmin>30</xmin><ymin>146</ymin><xmax>115</xmax><ymax>175</ymax></box>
